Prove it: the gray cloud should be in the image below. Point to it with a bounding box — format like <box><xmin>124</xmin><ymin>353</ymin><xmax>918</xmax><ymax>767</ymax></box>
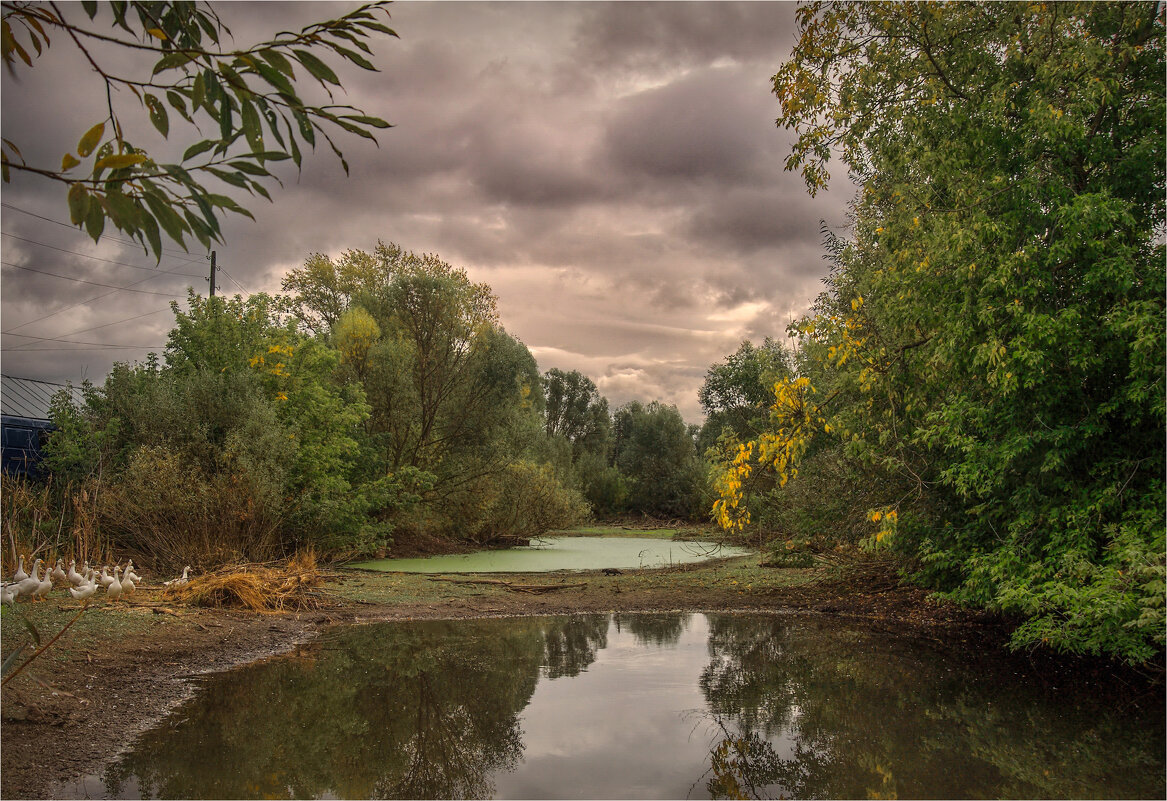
<box><xmin>1</xmin><ymin>2</ymin><xmax>849</xmax><ymax>423</ymax></box>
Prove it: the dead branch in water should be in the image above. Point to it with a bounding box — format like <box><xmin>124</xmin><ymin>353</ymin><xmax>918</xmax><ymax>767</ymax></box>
<box><xmin>427</xmin><ymin>576</ymin><xmax>587</xmax><ymax>593</ymax></box>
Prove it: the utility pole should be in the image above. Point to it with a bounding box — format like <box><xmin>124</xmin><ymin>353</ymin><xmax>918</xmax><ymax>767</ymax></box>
<box><xmin>208</xmin><ymin>250</ymin><xmax>217</xmax><ymax>297</ymax></box>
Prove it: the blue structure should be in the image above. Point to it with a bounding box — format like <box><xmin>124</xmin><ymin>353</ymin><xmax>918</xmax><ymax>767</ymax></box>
<box><xmin>0</xmin><ymin>375</ymin><xmax>83</xmax><ymax>478</ymax></box>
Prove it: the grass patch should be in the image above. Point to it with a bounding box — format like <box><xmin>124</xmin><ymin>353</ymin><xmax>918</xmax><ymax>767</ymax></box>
<box><xmin>550</xmin><ymin>525</ymin><xmax>681</xmax><ymax>539</ymax></box>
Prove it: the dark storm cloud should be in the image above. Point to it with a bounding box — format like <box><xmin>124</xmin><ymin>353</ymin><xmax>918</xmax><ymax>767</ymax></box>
<box><xmin>603</xmin><ymin>67</ymin><xmax>777</xmax><ymax>186</ymax></box>
<box><xmin>1</xmin><ymin>2</ymin><xmax>850</xmax><ymax>423</ymax></box>
<box><xmin>573</xmin><ymin>2</ymin><xmax>800</xmax><ymax>73</ymax></box>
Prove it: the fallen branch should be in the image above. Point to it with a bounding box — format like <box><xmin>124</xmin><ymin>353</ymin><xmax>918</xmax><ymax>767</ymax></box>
<box><xmin>506</xmin><ymin>582</ymin><xmax>587</xmax><ymax>594</ymax></box>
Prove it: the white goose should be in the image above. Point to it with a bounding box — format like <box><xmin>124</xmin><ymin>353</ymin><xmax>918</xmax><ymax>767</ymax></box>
<box><xmin>12</xmin><ymin>555</ymin><xmax>29</xmax><ymax>584</ymax></box>
<box><xmin>15</xmin><ymin>558</ymin><xmax>43</xmax><ymax>599</ymax></box>
<box><xmin>67</xmin><ymin>560</ymin><xmax>85</xmax><ymax>587</ymax></box>
<box><xmin>125</xmin><ymin>560</ymin><xmax>143</xmax><ymax>585</ymax></box>
<box><xmin>68</xmin><ymin>576</ymin><xmax>98</xmax><ymax>603</ymax></box>
<box><xmin>98</xmin><ymin>566</ymin><xmax>114</xmax><ymax>589</ymax></box>
<box><xmin>106</xmin><ymin>566</ymin><xmax>124</xmax><ymax>602</ymax></box>
<box><xmin>33</xmin><ymin>563</ymin><xmax>54</xmax><ymax>601</ymax></box>
<box><xmin>50</xmin><ymin>560</ymin><xmax>67</xmax><ymax>584</ymax></box>
<box><xmin>1</xmin><ymin>582</ymin><xmax>17</xmax><ymax>606</ymax></box>
<box><xmin>164</xmin><ymin>566</ymin><xmax>192</xmax><ymax>587</ymax></box>
<box><xmin>121</xmin><ymin>569</ymin><xmax>136</xmax><ymax>596</ymax></box>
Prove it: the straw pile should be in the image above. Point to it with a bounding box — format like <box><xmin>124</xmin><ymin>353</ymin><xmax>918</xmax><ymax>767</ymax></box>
<box><xmin>162</xmin><ymin>550</ymin><xmax>326</xmax><ymax>612</ymax></box>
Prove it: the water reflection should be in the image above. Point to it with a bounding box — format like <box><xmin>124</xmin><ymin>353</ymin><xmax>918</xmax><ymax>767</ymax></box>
<box><xmin>71</xmin><ymin>614</ymin><xmax>1164</xmax><ymax>800</ymax></box>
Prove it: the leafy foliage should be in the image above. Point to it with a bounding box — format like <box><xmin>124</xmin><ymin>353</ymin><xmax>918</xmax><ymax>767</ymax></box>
<box><xmin>716</xmin><ymin>2</ymin><xmax>1165</xmax><ymax>662</ymax></box>
<box><xmin>1</xmin><ymin>1</ymin><xmax>395</xmax><ymax>258</ymax></box>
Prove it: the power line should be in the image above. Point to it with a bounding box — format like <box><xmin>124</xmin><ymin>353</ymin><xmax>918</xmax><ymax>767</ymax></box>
<box><xmin>2</xmin><ymin>332</ymin><xmax>164</xmax><ymax>349</ymax></box>
<box><xmin>1</xmin><ymin>260</ymin><xmax>186</xmax><ymax>296</ymax></box>
<box><xmin>0</xmin><ymin>345</ymin><xmax>161</xmax><ymax>352</ymax></box>
<box><xmin>1</xmin><ymin>201</ymin><xmax>199</xmax><ymax>259</ymax></box>
<box><xmin>1</xmin><ymin>306</ymin><xmax>172</xmax><ymax>353</ymax></box>
<box><xmin>219</xmin><ymin>266</ymin><xmax>251</xmax><ymax>294</ymax></box>
<box><xmin>1</xmin><ymin>232</ymin><xmax>205</xmax><ymax>278</ymax></box>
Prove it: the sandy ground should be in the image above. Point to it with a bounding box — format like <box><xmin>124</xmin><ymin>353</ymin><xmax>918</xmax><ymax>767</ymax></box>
<box><xmin>0</xmin><ymin>554</ymin><xmax>1138</xmax><ymax>800</ymax></box>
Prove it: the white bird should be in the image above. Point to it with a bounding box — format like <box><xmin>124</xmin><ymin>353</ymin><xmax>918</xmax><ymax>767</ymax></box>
<box><xmin>164</xmin><ymin>566</ymin><xmax>192</xmax><ymax>587</ymax></box>
<box><xmin>125</xmin><ymin>560</ymin><xmax>142</xmax><ymax>585</ymax></box>
<box><xmin>121</xmin><ymin>570</ymin><xmax>136</xmax><ymax>596</ymax></box>
<box><xmin>98</xmin><ymin>566</ymin><xmax>114</xmax><ymax>588</ymax></box>
<box><xmin>33</xmin><ymin>563</ymin><xmax>54</xmax><ymax>601</ymax></box>
<box><xmin>67</xmin><ymin>560</ymin><xmax>85</xmax><ymax>586</ymax></box>
<box><xmin>50</xmin><ymin>560</ymin><xmax>67</xmax><ymax>583</ymax></box>
<box><xmin>15</xmin><ymin>558</ymin><xmax>43</xmax><ymax>599</ymax></box>
<box><xmin>68</xmin><ymin>577</ymin><xmax>98</xmax><ymax>602</ymax></box>
<box><xmin>1</xmin><ymin>583</ymin><xmax>17</xmax><ymax>606</ymax></box>
<box><xmin>12</xmin><ymin>555</ymin><xmax>28</xmax><ymax>584</ymax></box>
<box><xmin>106</xmin><ymin>566</ymin><xmax>123</xmax><ymax>602</ymax></box>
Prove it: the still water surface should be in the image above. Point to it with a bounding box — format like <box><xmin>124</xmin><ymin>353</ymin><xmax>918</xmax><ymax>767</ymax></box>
<box><xmin>65</xmin><ymin>613</ymin><xmax>1164</xmax><ymax>799</ymax></box>
<box><xmin>350</xmin><ymin>536</ymin><xmax>751</xmax><ymax>573</ymax></box>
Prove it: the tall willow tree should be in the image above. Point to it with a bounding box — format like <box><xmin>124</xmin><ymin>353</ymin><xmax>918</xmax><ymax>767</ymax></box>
<box><xmin>718</xmin><ymin>3</ymin><xmax>1165</xmax><ymax>662</ymax></box>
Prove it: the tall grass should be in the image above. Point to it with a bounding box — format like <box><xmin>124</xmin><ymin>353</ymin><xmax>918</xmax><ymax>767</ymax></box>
<box><xmin>1</xmin><ymin>474</ymin><xmax>109</xmax><ymax>578</ymax></box>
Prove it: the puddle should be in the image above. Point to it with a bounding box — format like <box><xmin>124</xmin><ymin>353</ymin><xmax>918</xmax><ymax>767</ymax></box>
<box><xmin>62</xmin><ymin>613</ymin><xmax>1165</xmax><ymax>799</ymax></box>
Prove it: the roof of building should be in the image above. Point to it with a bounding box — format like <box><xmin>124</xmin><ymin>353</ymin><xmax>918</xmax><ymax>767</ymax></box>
<box><xmin>0</xmin><ymin>375</ymin><xmax>86</xmax><ymax>420</ymax></box>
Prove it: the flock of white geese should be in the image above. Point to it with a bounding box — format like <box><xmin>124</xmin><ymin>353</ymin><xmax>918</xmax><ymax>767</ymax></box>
<box><xmin>1</xmin><ymin>556</ymin><xmax>192</xmax><ymax>606</ymax></box>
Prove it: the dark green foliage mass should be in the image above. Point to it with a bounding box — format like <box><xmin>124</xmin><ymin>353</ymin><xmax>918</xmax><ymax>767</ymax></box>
<box><xmin>719</xmin><ymin>1</ymin><xmax>1165</xmax><ymax>662</ymax></box>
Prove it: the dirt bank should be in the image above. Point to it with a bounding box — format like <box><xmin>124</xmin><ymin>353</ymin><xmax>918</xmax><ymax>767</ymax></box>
<box><xmin>0</xmin><ymin>554</ymin><xmax>1115</xmax><ymax>800</ymax></box>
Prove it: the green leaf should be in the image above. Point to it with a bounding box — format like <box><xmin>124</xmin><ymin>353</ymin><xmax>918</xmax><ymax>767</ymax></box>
<box><xmin>77</xmin><ymin>123</ymin><xmax>105</xmax><ymax>157</ymax></box>
<box><xmin>260</xmin><ymin>48</ymin><xmax>295</xmax><ymax>78</ymax></box>
<box><xmin>67</xmin><ymin>182</ymin><xmax>89</xmax><ymax>224</ymax></box>
<box><xmin>94</xmin><ymin>154</ymin><xmax>147</xmax><ymax>170</ymax></box>
<box><xmin>341</xmin><ymin>114</ymin><xmax>391</xmax><ymax>129</ymax></box>
<box><xmin>292</xmin><ymin>49</ymin><xmax>340</xmax><ymax>85</ymax></box>
<box><xmin>249</xmin><ymin>180</ymin><xmax>272</xmax><ymax>201</ymax></box>
<box><xmin>142</xmin><ymin>192</ymin><xmax>189</xmax><ymax>249</ymax></box>
<box><xmin>219</xmin><ymin>95</ymin><xmax>233</xmax><ymax>143</ymax></box>
<box><xmin>81</xmin><ymin>1</ymin><xmax>98</xmax><ymax>19</ymax></box>
<box><xmin>252</xmin><ymin>61</ymin><xmax>295</xmax><ymax>96</ymax></box>
<box><xmin>226</xmin><ymin>160</ymin><xmax>270</xmax><ymax>176</ymax></box>
<box><xmin>294</xmin><ymin>110</ymin><xmax>315</xmax><ymax>146</ymax></box>
<box><xmin>182</xmin><ymin>139</ymin><xmax>216</xmax><ymax>161</ymax></box>
<box><xmin>330</xmin><ymin>45</ymin><xmax>376</xmax><ymax>71</ymax></box>
<box><xmin>166</xmin><ymin>90</ymin><xmax>193</xmax><ymax>123</ymax></box>
<box><xmin>240</xmin><ymin>101</ymin><xmax>263</xmax><ymax>153</ymax></box>
<box><xmin>138</xmin><ymin>205</ymin><xmax>162</xmax><ymax>259</ymax></box>
<box><xmin>84</xmin><ymin>199</ymin><xmax>105</xmax><ymax>242</ymax></box>
<box><xmin>102</xmin><ymin>191</ymin><xmax>140</xmax><ymax>230</ymax></box>
<box><xmin>205</xmin><ymin>166</ymin><xmax>249</xmax><ymax>188</ymax></box>
<box><xmin>61</xmin><ymin>152</ymin><xmax>81</xmax><ymax>171</ymax></box>
<box><xmin>152</xmin><ymin>51</ymin><xmax>196</xmax><ymax>75</ymax></box>
<box><xmin>145</xmin><ymin>94</ymin><xmax>169</xmax><ymax>138</ymax></box>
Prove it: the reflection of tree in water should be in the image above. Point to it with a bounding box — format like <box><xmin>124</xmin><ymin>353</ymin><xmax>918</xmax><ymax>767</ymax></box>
<box><xmin>103</xmin><ymin>616</ymin><xmax>610</xmax><ymax>799</ymax></box>
<box><xmin>615</xmin><ymin>612</ymin><xmax>689</xmax><ymax>647</ymax></box>
<box><xmin>695</xmin><ymin>614</ymin><xmax>1165</xmax><ymax>800</ymax></box>
<box><xmin>541</xmin><ymin>614</ymin><xmax>609</xmax><ymax>678</ymax></box>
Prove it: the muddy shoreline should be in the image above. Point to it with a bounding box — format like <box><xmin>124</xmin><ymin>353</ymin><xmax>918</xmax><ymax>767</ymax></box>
<box><xmin>0</xmin><ymin>559</ymin><xmax>1153</xmax><ymax>800</ymax></box>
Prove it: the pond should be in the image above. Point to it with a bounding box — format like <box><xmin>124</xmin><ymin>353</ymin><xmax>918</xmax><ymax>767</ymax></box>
<box><xmin>63</xmin><ymin>613</ymin><xmax>1164</xmax><ymax>800</ymax></box>
<box><xmin>350</xmin><ymin>536</ymin><xmax>752</xmax><ymax>573</ymax></box>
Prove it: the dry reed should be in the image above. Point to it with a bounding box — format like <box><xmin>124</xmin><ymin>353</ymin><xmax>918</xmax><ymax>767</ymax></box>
<box><xmin>162</xmin><ymin>551</ymin><xmax>325</xmax><ymax>613</ymax></box>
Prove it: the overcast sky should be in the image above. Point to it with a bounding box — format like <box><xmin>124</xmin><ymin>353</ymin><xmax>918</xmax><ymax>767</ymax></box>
<box><xmin>0</xmin><ymin>1</ymin><xmax>850</xmax><ymax>423</ymax></box>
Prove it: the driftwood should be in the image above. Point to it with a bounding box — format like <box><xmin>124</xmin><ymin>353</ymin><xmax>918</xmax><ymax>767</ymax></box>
<box><xmin>427</xmin><ymin>576</ymin><xmax>587</xmax><ymax>594</ymax></box>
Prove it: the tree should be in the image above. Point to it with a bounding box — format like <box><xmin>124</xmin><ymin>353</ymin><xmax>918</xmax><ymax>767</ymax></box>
<box><xmin>696</xmin><ymin>338</ymin><xmax>793</xmax><ymax>455</ymax></box>
<box><xmin>613</xmin><ymin>400</ymin><xmax>704</xmax><ymax>518</ymax></box>
<box><xmin>1</xmin><ymin>1</ymin><xmax>395</xmax><ymax>258</ymax></box>
<box><xmin>542</xmin><ymin>368</ymin><xmax>611</xmax><ymax>459</ymax></box>
<box><xmin>719</xmin><ymin>2</ymin><xmax>1165</xmax><ymax>662</ymax></box>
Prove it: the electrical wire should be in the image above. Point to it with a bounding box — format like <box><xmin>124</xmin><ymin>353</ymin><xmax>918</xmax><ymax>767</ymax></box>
<box><xmin>1</xmin><ymin>232</ymin><xmax>206</xmax><ymax>278</ymax></box>
<box><xmin>1</xmin><ymin>306</ymin><xmax>172</xmax><ymax>353</ymax></box>
<box><xmin>2</xmin><ymin>332</ymin><xmax>163</xmax><ymax>349</ymax></box>
<box><xmin>1</xmin><ymin>201</ymin><xmax>199</xmax><ymax>259</ymax></box>
<box><xmin>1</xmin><ymin>260</ymin><xmax>186</xmax><ymax>296</ymax></box>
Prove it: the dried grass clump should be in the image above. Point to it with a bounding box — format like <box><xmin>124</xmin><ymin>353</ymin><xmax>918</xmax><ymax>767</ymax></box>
<box><xmin>163</xmin><ymin>550</ymin><xmax>324</xmax><ymax>612</ymax></box>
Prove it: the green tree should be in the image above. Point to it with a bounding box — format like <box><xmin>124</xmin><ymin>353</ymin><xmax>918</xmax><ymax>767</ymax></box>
<box><xmin>1</xmin><ymin>1</ymin><xmax>395</xmax><ymax>258</ymax></box>
<box><xmin>696</xmin><ymin>338</ymin><xmax>794</xmax><ymax>455</ymax></box>
<box><xmin>542</xmin><ymin>368</ymin><xmax>612</xmax><ymax>460</ymax></box>
<box><xmin>721</xmin><ymin>2</ymin><xmax>1165</xmax><ymax>662</ymax></box>
<box><xmin>613</xmin><ymin>400</ymin><xmax>704</xmax><ymax>519</ymax></box>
